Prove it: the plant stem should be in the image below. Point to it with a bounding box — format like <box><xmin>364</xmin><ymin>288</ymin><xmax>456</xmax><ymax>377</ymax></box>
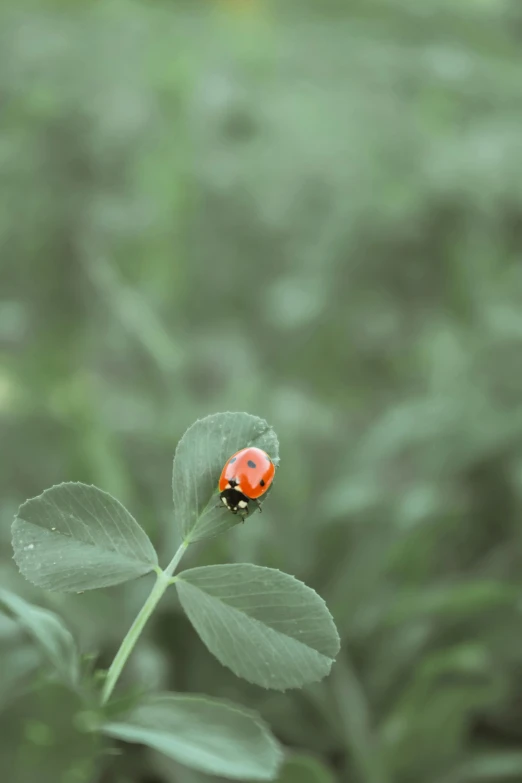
<box><xmin>100</xmin><ymin>541</ymin><xmax>188</xmax><ymax>705</ymax></box>
<box><xmin>164</xmin><ymin>539</ymin><xmax>189</xmax><ymax>577</ymax></box>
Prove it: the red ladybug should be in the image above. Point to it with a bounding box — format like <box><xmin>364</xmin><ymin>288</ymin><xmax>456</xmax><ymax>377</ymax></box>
<box><xmin>218</xmin><ymin>446</ymin><xmax>275</xmax><ymax>518</ymax></box>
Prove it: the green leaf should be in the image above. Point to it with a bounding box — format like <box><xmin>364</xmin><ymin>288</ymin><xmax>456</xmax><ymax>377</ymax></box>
<box><xmin>0</xmin><ymin>589</ymin><xmax>79</xmax><ymax>687</ymax></box>
<box><xmin>384</xmin><ymin>582</ymin><xmax>518</xmax><ymax>626</ymax></box>
<box><xmin>276</xmin><ymin>755</ymin><xmax>335</xmax><ymax>783</ymax></box>
<box><xmin>172</xmin><ymin>412</ymin><xmax>279</xmax><ymax>543</ymax></box>
<box><xmin>102</xmin><ymin>692</ymin><xmax>282</xmax><ymax>780</ymax></box>
<box><xmin>175</xmin><ymin>564</ymin><xmax>340</xmax><ymax>690</ymax></box>
<box><xmin>446</xmin><ymin>752</ymin><xmax>522</xmax><ymax>782</ymax></box>
<box><xmin>12</xmin><ymin>482</ymin><xmax>158</xmax><ymax>592</ymax></box>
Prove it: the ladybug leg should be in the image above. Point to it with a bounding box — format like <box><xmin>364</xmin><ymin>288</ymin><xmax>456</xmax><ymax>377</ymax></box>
<box><xmin>255</xmin><ymin>499</ymin><xmax>262</xmax><ymax>514</ymax></box>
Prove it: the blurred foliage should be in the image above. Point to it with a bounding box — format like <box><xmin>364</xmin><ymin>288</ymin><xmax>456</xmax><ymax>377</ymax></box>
<box><xmin>2</xmin><ymin>0</ymin><xmax>522</xmax><ymax>781</ymax></box>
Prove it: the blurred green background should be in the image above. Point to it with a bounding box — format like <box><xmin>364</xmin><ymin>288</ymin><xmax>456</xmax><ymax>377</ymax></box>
<box><xmin>2</xmin><ymin>0</ymin><xmax>522</xmax><ymax>781</ymax></box>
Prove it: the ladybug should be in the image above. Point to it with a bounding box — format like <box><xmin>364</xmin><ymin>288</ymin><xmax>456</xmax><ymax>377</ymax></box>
<box><xmin>218</xmin><ymin>446</ymin><xmax>275</xmax><ymax>519</ymax></box>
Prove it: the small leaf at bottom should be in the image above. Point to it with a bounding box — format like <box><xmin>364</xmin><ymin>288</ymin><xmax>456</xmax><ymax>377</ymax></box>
<box><xmin>102</xmin><ymin>692</ymin><xmax>282</xmax><ymax>780</ymax></box>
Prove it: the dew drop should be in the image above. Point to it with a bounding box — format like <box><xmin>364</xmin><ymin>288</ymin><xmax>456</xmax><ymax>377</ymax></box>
<box><xmin>24</xmin><ymin>544</ymin><xmax>35</xmax><ymax>551</ymax></box>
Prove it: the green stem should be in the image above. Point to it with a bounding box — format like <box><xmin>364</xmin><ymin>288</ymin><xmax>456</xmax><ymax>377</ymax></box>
<box><xmin>100</xmin><ymin>541</ymin><xmax>189</xmax><ymax>705</ymax></box>
<box><xmin>164</xmin><ymin>539</ymin><xmax>189</xmax><ymax>578</ymax></box>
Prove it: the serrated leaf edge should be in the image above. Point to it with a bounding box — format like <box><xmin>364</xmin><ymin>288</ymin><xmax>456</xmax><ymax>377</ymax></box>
<box><xmin>175</xmin><ymin>564</ymin><xmax>341</xmax><ymax>685</ymax></box>
<box><xmin>12</xmin><ymin>481</ymin><xmax>157</xmax><ymax>565</ymax></box>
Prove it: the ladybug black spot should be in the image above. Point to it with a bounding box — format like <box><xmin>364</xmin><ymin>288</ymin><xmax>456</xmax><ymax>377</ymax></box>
<box><xmin>247</xmin><ymin>460</ymin><xmax>257</xmax><ymax>469</ymax></box>
<box><xmin>260</xmin><ymin>479</ymin><xmax>265</xmax><ymax>487</ymax></box>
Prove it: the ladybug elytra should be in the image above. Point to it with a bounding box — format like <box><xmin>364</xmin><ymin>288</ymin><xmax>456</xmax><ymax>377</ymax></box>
<box><xmin>218</xmin><ymin>446</ymin><xmax>275</xmax><ymax>519</ymax></box>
